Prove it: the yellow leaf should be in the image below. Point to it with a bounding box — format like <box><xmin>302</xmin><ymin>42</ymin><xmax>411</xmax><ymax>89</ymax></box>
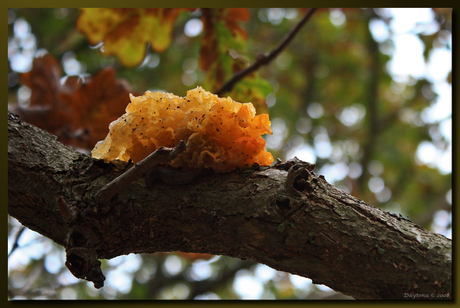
<box><xmin>77</xmin><ymin>8</ymin><xmax>192</xmax><ymax>67</ymax></box>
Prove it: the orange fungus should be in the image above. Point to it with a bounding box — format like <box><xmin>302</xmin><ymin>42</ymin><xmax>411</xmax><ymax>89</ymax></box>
<box><xmin>91</xmin><ymin>86</ymin><xmax>273</xmax><ymax>172</ymax></box>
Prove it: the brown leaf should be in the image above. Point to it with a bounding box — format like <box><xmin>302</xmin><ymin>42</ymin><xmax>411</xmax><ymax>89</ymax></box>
<box><xmin>12</xmin><ymin>54</ymin><xmax>135</xmax><ymax>150</ymax></box>
<box><xmin>198</xmin><ymin>9</ymin><xmax>270</xmax><ymax>113</ymax></box>
<box><xmin>224</xmin><ymin>8</ymin><xmax>250</xmax><ymax>39</ymax></box>
<box><xmin>199</xmin><ymin>8</ymin><xmax>219</xmax><ymax>73</ymax></box>
<box><xmin>199</xmin><ymin>8</ymin><xmax>250</xmax><ymax>90</ymax></box>
<box><xmin>16</xmin><ymin>54</ymin><xmax>72</xmax><ymax>133</ymax></box>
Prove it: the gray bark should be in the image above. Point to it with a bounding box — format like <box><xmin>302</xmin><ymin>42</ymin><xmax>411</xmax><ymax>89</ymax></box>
<box><xmin>8</xmin><ymin>112</ymin><xmax>452</xmax><ymax>300</ymax></box>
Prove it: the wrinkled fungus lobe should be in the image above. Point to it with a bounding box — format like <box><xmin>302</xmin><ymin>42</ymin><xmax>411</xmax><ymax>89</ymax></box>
<box><xmin>91</xmin><ymin>86</ymin><xmax>273</xmax><ymax>172</ymax></box>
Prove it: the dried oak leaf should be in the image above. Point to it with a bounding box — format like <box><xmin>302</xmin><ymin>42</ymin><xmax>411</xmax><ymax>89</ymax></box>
<box><xmin>224</xmin><ymin>8</ymin><xmax>250</xmax><ymax>39</ymax></box>
<box><xmin>77</xmin><ymin>8</ymin><xmax>193</xmax><ymax>67</ymax></box>
<box><xmin>12</xmin><ymin>54</ymin><xmax>134</xmax><ymax>150</ymax></box>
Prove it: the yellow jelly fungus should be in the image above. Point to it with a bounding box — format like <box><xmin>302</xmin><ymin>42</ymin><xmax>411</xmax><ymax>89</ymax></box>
<box><xmin>91</xmin><ymin>86</ymin><xmax>273</xmax><ymax>172</ymax></box>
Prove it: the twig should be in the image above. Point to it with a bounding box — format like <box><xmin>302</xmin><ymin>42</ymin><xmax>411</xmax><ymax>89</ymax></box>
<box><xmin>94</xmin><ymin>140</ymin><xmax>187</xmax><ymax>205</ymax></box>
<box><xmin>357</xmin><ymin>19</ymin><xmax>380</xmax><ymax>195</ymax></box>
<box><xmin>8</xmin><ymin>226</ymin><xmax>26</xmax><ymax>258</ymax></box>
<box><xmin>215</xmin><ymin>8</ymin><xmax>318</xmax><ymax>97</ymax></box>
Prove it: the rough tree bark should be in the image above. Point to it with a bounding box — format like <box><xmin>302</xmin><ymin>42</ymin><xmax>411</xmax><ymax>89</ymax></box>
<box><xmin>8</xmin><ymin>112</ymin><xmax>452</xmax><ymax>300</ymax></box>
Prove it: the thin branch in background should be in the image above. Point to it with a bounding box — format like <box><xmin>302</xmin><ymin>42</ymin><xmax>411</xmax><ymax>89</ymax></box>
<box><xmin>215</xmin><ymin>8</ymin><xmax>318</xmax><ymax>97</ymax></box>
<box><xmin>357</xmin><ymin>14</ymin><xmax>381</xmax><ymax>196</ymax></box>
<box><xmin>8</xmin><ymin>226</ymin><xmax>25</xmax><ymax>258</ymax></box>
<box><xmin>9</xmin><ymin>259</ymin><xmax>45</xmax><ymax>299</ymax></box>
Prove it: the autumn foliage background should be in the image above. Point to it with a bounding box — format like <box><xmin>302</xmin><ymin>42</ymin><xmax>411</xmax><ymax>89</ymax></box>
<box><xmin>8</xmin><ymin>8</ymin><xmax>452</xmax><ymax>299</ymax></box>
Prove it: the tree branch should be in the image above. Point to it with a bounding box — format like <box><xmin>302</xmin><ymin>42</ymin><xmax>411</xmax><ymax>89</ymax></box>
<box><xmin>215</xmin><ymin>8</ymin><xmax>318</xmax><ymax>97</ymax></box>
<box><xmin>8</xmin><ymin>113</ymin><xmax>452</xmax><ymax>299</ymax></box>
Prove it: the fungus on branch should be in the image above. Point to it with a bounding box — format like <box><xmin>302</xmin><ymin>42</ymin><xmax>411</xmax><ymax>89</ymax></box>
<box><xmin>92</xmin><ymin>86</ymin><xmax>274</xmax><ymax>172</ymax></box>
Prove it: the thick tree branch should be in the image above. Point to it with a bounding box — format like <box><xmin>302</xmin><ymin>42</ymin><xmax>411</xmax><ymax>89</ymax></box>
<box><xmin>215</xmin><ymin>8</ymin><xmax>317</xmax><ymax>96</ymax></box>
<box><xmin>8</xmin><ymin>113</ymin><xmax>452</xmax><ymax>299</ymax></box>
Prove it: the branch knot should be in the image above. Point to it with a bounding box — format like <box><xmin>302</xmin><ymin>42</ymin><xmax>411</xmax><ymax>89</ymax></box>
<box><xmin>65</xmin><ymin>246</ymin><xmax>105</xmax><ymax>289</ymax></box>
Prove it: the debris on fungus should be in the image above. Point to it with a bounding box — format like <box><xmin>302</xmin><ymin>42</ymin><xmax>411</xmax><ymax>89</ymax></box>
<box><xmin>91</xmin><ymin>86</ymin><xmax>273</xmax><ymax>173</ymax></box>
